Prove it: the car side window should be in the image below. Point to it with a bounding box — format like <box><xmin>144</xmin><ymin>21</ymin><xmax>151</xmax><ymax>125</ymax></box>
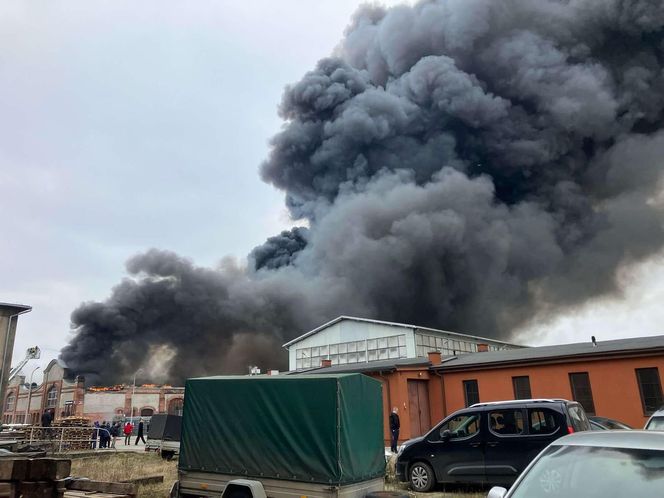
<box><xmin>489</xmin><ymin>409</ymin><xmax>524</xmax><ymax>436</ymax></box>
<box><xmin>528</xmin><ymin>408</ymin><xmax>559</xmax><ymax>435</ymax></box>
<box><xmin>438</xmin><ymin>413</ymin><xmax>480</xmax><ymax>440</ymax></box>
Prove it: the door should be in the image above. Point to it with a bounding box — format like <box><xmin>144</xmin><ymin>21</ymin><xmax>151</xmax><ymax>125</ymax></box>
<box><xmin>408</xmin><ymin>380</ymin><xmax>431</xmax><ymax>437</ymax></box>
<box><xmin>427</xmin><ymin>411</ymin><xmax>485</xmax><ymax>484</ymax></box>
<box><xmin>484</xmin><ymin>407</ymin><xmax>530</xmax><ymax>486</ymax></box>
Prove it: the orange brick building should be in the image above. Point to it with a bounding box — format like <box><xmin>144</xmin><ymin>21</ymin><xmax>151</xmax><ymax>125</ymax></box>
<box><xmin>299</xmin><ymin>335</ymin><xmax>664</xmax><ymax>444</ymax></box>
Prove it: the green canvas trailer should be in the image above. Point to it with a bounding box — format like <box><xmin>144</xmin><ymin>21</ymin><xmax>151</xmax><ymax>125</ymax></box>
<box><xmin>176</xmin><ymin>374</ymin><xmax>386</xmax><ymax>498</ymax></box>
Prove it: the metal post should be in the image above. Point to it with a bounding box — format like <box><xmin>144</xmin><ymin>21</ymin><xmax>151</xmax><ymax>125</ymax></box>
<box><xmin>29</xmin><ymin>426</ymin><xmax>33</xmax><ymax>444</ymax></box>
<box><xmin>58</xmin><ymin>427</ymin><xmax>64</xmax><ymax>452</ymax></box>
<box><xmin>130</xmin><ymin>368</ymin><xmax>142</xmax><ymax>423</ymax></box>
<box><xmin>24</xmin><ymin>366</ymin><xmax>40</xmax><ymax>424</ymax></box>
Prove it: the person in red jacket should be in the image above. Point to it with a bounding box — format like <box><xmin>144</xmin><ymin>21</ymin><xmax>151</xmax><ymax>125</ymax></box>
<box><xmin>123</xmin><ymin>421</ymin><xmax>133</xmax><ymax>445</ymax></box>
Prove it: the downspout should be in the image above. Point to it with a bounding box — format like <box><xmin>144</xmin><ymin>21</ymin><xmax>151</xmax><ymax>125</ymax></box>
<box><xmin>378</xmin><ymin>370</ymin><xmax>393</xmax><ymax>447</ymax></box>
<box><xmin>433</xmin><ymin>369</ymin><xmax>447</xmax><ymax>419</ymax></box>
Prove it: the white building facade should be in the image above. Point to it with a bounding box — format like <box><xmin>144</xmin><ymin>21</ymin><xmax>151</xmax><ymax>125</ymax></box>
<box><xmin>284</xmin><ymin>316</ymin><xmax>520</xmax><ymax>371</ymax></box>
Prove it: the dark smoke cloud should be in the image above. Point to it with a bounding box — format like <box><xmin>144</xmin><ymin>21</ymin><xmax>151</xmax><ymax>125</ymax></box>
<box><xmin>249</xmin><ymin>227</ymin><xmax>309</xmax><ymax>271</ymax></box>
<box><xmin>61</xmin><ymin>0</ymin><xmax>664</xmax><ymax>384</ymax></box>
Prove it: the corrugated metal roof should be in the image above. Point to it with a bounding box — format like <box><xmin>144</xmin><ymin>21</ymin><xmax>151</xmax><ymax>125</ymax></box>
<box><xmin>282</xmin><ymin>315</ymin><xmax>521</xmax><ymax>349</ymax></box>
<box><xmin>287</xmin><ymin>357</ymin><xmax>431</xmax><ymax>375</ymax></box>
<box><xmin>435</xmin><ymin>335</ymin><xmax>664</xmax><ymax>370</ymax></box>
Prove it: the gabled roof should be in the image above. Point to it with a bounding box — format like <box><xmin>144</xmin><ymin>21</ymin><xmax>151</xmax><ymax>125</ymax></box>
<box><xmin>434</xmin><ymin>334</ymin><xmax>664</xmax><ymax>371</ymax></box>
<box><xmin>282</xmin><ymin>315</ymin><xmax>521</xmax><ymax>349</ymax></box>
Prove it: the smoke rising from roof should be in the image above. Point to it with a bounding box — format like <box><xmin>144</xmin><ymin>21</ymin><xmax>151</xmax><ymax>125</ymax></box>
<box><xmin>61</xmin><ymin>0</ymin><xmax>664</xmax><ymax>384</ymax></box>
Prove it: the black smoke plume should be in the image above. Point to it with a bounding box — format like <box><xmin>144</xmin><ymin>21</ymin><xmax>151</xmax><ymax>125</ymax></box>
<box><xmin>61</xmin><ymin>0</ymin><xmax>664</xmax><ymax>384</ymax></box>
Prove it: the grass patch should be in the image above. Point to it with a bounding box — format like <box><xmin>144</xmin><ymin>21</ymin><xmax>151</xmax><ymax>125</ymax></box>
<box><xmin>70</xmin><ymin>452</ymin><xmax>177</xmax><ymax>498</ymax></box>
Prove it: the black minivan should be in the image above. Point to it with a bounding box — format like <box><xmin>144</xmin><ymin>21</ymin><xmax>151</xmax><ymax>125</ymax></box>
<box><xmin>396</xmin><ymin>399</ymin><xmax>590</xmax><ymax>491</ymax></box>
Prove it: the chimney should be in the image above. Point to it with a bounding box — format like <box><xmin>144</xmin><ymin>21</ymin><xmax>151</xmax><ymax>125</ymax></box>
<box><xmin>427</xmin><ymin>351</ymin><xmax>442</xmax><ymax>364</ymax></box>
<box><xmin>477</xmin><ymin>343</ymin><xmax>489</xmax><ymax>352</ymax></box>
<box><xmin>267</xmin><ymin>370</ymin><xmax>280</xmax><ymax>376</ymax></box>
<box><xmin>321</xmin><ymin>359</ymin><xmax>332</xmax><ymax>368</ymax></box>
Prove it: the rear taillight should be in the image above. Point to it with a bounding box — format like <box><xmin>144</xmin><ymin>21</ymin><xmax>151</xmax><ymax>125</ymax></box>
<box><xmin>567</xmin><ymin>426</ymin><xmax>575</xmax><ymax>434</ymax></box>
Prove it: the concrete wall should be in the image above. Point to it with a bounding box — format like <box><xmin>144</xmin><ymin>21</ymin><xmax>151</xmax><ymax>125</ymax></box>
<box><xmin>83</xmin><ymin>392</ymin><xmax>125</xmax><ymax>421</ymax></box>
<box><xmin>0</xmin><ymin>304</ymin><xmax>30</xmax><ymax>404</ymax></box>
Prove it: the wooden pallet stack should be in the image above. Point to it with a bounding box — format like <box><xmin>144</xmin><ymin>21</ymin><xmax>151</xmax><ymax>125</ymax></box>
<box><xmin>0</xmin><ymin>457</ymin><xmax>70</xmax><ymax>498</ymax></box>
<box><xmin>0</xmin><ymin>458</ymin><xmax>136</xmax><ymax>498</ymax></box>
<box><xmin>50</xmin><ymin>419</ymin><xmax>94</xmax><ymax>451</ymax></box>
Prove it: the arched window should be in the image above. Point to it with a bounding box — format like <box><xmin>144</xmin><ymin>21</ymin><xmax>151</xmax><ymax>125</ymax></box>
<box><xmin>46</xmin><ymin>386</ymin><xmax>58</xmax><ymax>408</ymax></box>
<box><xmin>4</xmin><ymin>392</ymin><xmax>15</xmax><ymax>412</ymax></box>
<box><xmin>168</xmin><ymin>398</ymin><xmax>183</xmax><ymax>416</ymax></box>
<box><xmin>140</xmin><ymin>407</ymin><xmax>154</xmax><ymax>417</ymax></box>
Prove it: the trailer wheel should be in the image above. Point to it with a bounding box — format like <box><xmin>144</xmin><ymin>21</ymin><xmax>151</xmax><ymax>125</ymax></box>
<box><xmin>221</xmin><ymin>484</ymin><xmax>254</xmax><ymax>498</ymax></box>
<box><xmin>409</xmin><ymin>461</ymin><xmax>435</xmax><ymax>492</ymax></box>
<box><xmin>161</xmin><ymin>450</ymin><xmax>175</xmax><ymax>461</ymax></box>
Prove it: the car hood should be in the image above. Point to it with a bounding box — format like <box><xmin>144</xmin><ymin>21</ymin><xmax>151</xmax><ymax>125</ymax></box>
<box><xmin>400</xmin><ymin>436</ymin><xmax>424</xmax><ymax>452</ymax></box>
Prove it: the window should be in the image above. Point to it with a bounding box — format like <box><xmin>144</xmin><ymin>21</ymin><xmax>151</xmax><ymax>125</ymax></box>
<box><xmin>64</xmin><ymin>401</ymin><xmax>75</xmax><ymax>417</ymax></box>
<box><xmin>463</xmin><ymin>380</ymin><xmax>480</xmax><ymax>407</ymax></box>
<box><xmin>168</xmin><ymin>398</ymin><xmax>184</xmax><ymax>416</ymax></box>
<box><xmin>4</xmin><ymin>392</ymin><xmax>15</xmax><ymax>412</ymax></box>
<box><xmin>569</xmin><ymin>372</ymin><xmax>595</xmax><ymax>415</ymax></box>
<box><xmin>636</xmin><ymin>368</ymin><xmax>664</xmax><ymax>415</ymax></box>
<box><xmin>140</xmin><ymin>407</ymin><xmax>154</xmax><ymax>416</ymax></box>
<box><xmin>489</xmin><ymin>409</ymin><xmax>525</xmax><ymax>435</ymax></box>
<box><xmin>528</xmin><ymin>408</ymin><xmax>559</xmax><ymax>435</ymax></box>
<box><xmin>512</xmin><ymin>376</ymin><xmax>532</xmax><ymax>399</ymax></box>
<box><xmin>437</xmin><ymin>413</ymin><xmax>480</xmax><ymax>440</ymax></box>
<box><xmin>46</xmin><ymin>386</ymin><xmax>58</xmax><ymax>408</ymax></box>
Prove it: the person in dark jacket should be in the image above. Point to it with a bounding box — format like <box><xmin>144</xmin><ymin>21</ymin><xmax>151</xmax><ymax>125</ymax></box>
<box><xmin>91</xmin><ymin>421</ymin><xmax>99</xmax><ymax>449</ymax></box>
<box><xmin>135</xmin><ymin>418</ymin><xmax>146</xmax><ymax>445</ymax></box>
<box><xmin>389</xmin><ymin>407</ymin><xmax>400</xmax><ymax>453</ymax></box>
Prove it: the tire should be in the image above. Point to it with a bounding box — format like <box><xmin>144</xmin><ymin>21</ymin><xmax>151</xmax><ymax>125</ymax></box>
<box><xmin>410</xmin><ymin>461</ymin><xmax>435</xmax><ymax>492</ymax></box>
<box><xmin>162</xmin><ymin>450</ymin><xmax>175</xmax><ymax>461</ymax></box>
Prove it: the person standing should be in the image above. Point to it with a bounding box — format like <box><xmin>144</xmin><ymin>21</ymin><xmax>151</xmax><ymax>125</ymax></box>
<box><xmin>389</xmin><ymin>407</ymin><xmax>400</xmax><ymax>453</ymax></box>
<box><xmin>123</xmin><ymin>421</ymin><xmax>133</xmax><ymax>445</ymax></box>
<box><xmin>135</xmin><ymin>418</ymin><xmax>146</xmax><ymax>445</ymax></box>
<box><xmin>91</xmin><ymin>421</ymin><xmax>99</xmax><ymax>450</ymax></box>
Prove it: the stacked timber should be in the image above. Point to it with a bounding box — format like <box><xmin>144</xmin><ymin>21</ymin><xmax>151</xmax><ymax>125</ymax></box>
<box><xmin>49</xmin><ymin>419</ymin><xmax>93</xmax><ymax>451</ymax></box>
<box><xmin>0</xmin><ymin>458</ymin><xmax>136</xmax><ymax>498</ymax></box>
<box><xmin>0</xmin><ymin>457</ymin><xmax>70</xmax><ymax>498</ymax></box>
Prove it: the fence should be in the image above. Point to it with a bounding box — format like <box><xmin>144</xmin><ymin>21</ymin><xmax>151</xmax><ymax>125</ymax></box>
<box><xmin>21</xmin><ymin>426</ymin><xmax>118</xmax><ymax>453</ymax></box>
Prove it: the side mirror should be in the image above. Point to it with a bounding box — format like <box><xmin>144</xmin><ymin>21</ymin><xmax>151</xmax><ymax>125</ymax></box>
<box><xmin>487</xmin><ymin>486</ymin><xmax>508</xmax><ymax>498</ymax></box>
<box><xmin>441</xmin><ymin>429</ymin><xmax>451</xmax><ymax>442</ymax></box>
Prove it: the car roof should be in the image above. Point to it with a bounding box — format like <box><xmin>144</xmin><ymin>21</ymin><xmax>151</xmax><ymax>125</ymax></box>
<box><xmin>650</xmin><ymin>408</ymin><xmax>664</xmax><ymax>417</ymax></box>
<box><xmin>470</xmin><ymin>398</ymin><xmax>572</xmax><ymax>408</ymax></box>
<box><xmin>552</xmin><ymin>430</ymin><xmax>664</xmax><ymax>450</ymax></box>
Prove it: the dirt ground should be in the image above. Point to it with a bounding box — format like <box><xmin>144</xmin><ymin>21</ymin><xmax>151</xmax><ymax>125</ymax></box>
<box><xmin>69</xmin><ymin>452</ymin><xmax>485</xmax><ymax>498</ymax></box>
<box><xmin>70</xmin><ymin>451</ymin><xmax>177</xmax><ymax>498</ymax></box>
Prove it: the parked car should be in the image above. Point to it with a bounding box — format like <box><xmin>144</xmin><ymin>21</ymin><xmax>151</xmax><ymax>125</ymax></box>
<box><xmin>588</xmin><ymin>416</ymin><xmax>632</xmax><ymax>431</ymax></box>
<box><xmin>644</xmin><ymin>407</ymin><xmax>664</xmax><ymax>430</ymax></box>
<box><xmin>396</xmin><ymin>398</ymin><xmax>590</xmax><ymax>491</ymax></box>
<box><xmin>487</xmin><ymin>430</ymin><xmax>664</xmax><ymax>498</ymax></box>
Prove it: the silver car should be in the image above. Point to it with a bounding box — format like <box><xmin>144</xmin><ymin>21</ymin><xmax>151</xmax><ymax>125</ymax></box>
<box><xmin>644</xmin><ymin>407</ymin><xmax>664</xmax><ymax>430</ymax></box>
<box><xmin>487</xmin><ymin>431</ymin><xmax>664</xmax><ymax>498</ymax></box>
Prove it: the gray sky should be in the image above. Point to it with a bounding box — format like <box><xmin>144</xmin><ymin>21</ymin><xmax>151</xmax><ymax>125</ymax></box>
<box><xmin>2</xmin><ymin>0</ymin><xmax>663</xmax><ymax>376</ymax></box>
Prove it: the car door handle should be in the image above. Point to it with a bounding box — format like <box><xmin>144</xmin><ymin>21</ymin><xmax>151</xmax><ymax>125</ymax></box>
<box><xmin>487</xmin><ymin>442</ymin><xmax>498</xmax><ymax>447</ymax></box>
<box><xmin>470</xmin><ymin>442</ymin><xmax>482</xmax><ymax>447</ymax></box>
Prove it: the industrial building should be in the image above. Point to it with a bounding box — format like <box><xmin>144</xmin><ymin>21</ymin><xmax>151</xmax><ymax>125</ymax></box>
<box><xmin>283</xmin><ymin>316</ymin><xmax>520</xmax><ymax>371</ymax></box>
<box><xmin>289</xmin><ymin>317</ymin><xmax>664</xmax><ymax>445</ymax></box>
<box><xmin>2</xmin><ymin>358</ymin><xmax>184</xmax><ymax>424</ymax></box>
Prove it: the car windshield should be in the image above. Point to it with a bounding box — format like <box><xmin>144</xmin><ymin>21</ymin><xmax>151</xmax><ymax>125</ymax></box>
<box><xmin>646</xmin><ymin>417</ymin><xmax>664</xmax><ymax>430</ymax></box>
<box><xmin>509</xmin><ymin>445</ymin><xmax>664</xmax><ymax>498</ymax></box>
